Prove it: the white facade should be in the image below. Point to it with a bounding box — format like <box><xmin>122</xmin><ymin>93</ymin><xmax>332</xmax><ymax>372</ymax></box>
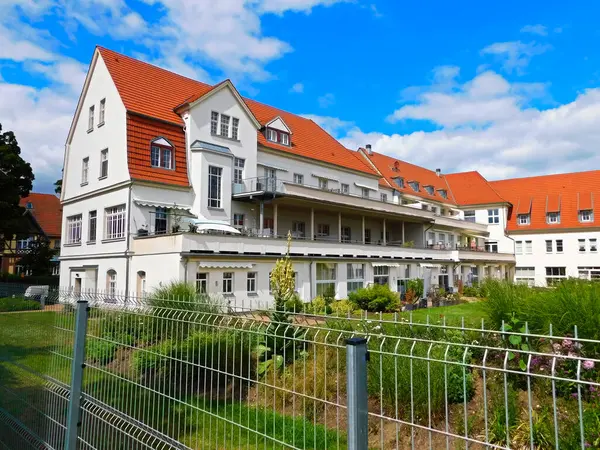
<box><xmin>59</xmin><ymin>49</ymin><xmax>516</xmax><ymax>304</ymax></box>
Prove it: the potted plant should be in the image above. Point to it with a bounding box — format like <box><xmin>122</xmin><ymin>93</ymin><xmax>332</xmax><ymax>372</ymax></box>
<box><xmin>137</xmin><ymin>225</ymin><xmax>148</xmax><ymax>236</ymax></box>
<box><xmin>171</xmin><ymin>211</ymin><xmax>182</xmax><ymax>233</ymax></box>
<box><xmin>187</xmin><ymin>222</ymin><xmax>198</xmax><ymax>233</ymax></box>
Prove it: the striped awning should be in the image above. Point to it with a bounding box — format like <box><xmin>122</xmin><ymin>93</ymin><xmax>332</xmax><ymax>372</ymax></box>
<box><xmin>371</xmin><ymin>262</ymin><xmax>402</xmax><ymax>267</ymax></box>
<box><xmin>133</xmin><ymin>199</ymin><xmax>192</xmax><ymax>211</ymax></box>
<box><xmin>198</xmin><ymin>262</ymin><xmax>254</xmax><ymax>269</ymax></box>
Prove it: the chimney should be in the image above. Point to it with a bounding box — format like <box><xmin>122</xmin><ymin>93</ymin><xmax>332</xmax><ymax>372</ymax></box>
<box><xmin>366</xmin><ymin>144</ymin><xmax>372</xmax><ymax>155</ymax></box>
<box><xmin>436</xmin><ymin>168</ymin><xmax>441</xmax><ymax>177</ymax></box>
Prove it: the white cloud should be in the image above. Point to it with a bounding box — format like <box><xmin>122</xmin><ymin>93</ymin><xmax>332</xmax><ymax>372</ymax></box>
<box><xmin>0</xmin><ymin>24</ymin><xmax>54</xmax><ymax>62</ymax></box>
<box><xmin>520</xmin><ymin>24</ymin><xmax>548</xmax><ymax>36</ymax></box>
<box><xmin>318</xmin><ymin>92</ymin><xmax>335</xmax><ymax>108</ymax></box>
<box><xmin>481</xmin><ymin>41</ymin><xmax>551</xmax><ymax>74</ymax></box>
<box><xmin>290</xmin><ymin>82</ymin><xmax>304</xmax><ymax>93</ymax></box>
<box><xmin>301</xmin><ymin>114</ymin><xmax>354</xmax><ymax>137</ymax></box>
<box><xmin>258</xmin><ymin>0</ymin><xmax>347</xmax><ymax>14</ymax></box>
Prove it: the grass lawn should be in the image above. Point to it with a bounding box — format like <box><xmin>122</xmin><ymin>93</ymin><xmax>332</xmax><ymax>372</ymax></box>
<box><xmin>360</xmin><ymin>301</ymin><xmax>488</xmax><ymax>328</ymax></box>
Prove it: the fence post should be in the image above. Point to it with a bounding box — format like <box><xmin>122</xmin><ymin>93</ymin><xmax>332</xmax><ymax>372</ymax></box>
<box><xmin>346</xmin><ymin>337</ymin><xmax>368</xmax><ymax>450</ymax></box>
<box><xmin>65</xmin><ymin>300</ymin><xmax>89</xmax><ymax>450</ymax></box>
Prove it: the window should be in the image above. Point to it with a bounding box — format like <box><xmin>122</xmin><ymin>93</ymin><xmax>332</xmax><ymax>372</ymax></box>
<box><xmin>16</xmin><ymin>238</ymin><xmax>31</xmax><ymax>250</ymax></box>
<box><xmin>107</xmin><ymin>270</ymin><xmax>117</xmax><ymax>298</ymax></box>
<box><xmin>222</xmin><ymin>272</ymin><xmax>233</xmax><ymax>294</ymax></box>
<box><xmin>341</xmin><ymin>226</ymin><xmax>351</xmax><ymax>243</ymax></box>
<box><xmin>448</xmin><ymin>234</ymin><xmax>455</xmax><ymax>249</ymax></box>
<box><xmin>81</xmin><ymin>158</ymin><xmax>89</xmax><ymax>185</ymax></box>
<box><xmin>556</xmin><ymin>239</ymin><xmax>563</xmax><ymax>252</ymax></box>
<box><xmin>380</xmin><ymin>193</ymin><xmax>388</xmax><ymax>202</ymax></box>
<box><xmin>515</xmin><ymin>240</ymin><xmax>523</xmax><ymax>254</ymax></box>
<box><xmin>66</xmin><ymin>214</ymin><xmax>82</xmax><ymax>244</ymax></box>
<box><xmin>393</xmin><ymin>177</ymin><xmax>404</xmax><ymax>188</ymax></box>
<box><xmin>292</xmin><ymin>221</ymin><xmax>305</xmax><ymax>237</ymax></box>
<box><xmin>151</xmin><ymin>144</ymin><xmax>173</xmax><ymax>170</ymax></box>
<box><xmin>525</xmin><ymin>240</ymin><xmax>533</xmax><ymax>254</ymax></box>
<box><xmin>196</xmin><ymin>273</ymin><xmax>208</xmax><ymax>293</ymax></box>
<box><xmin>341</xmin><ymin>183</ymin><xmax>349</xmax><ymax>194</ymax></box>
<box><xmin>361</xmin><ymin>187</ymin><xmax>369</xmax><ymax>199</ymax></box>
<box><xmin>374</xmin><ymin>266</ymin><xmax>389</xmax><ymax>286</ymax></box>
<box><xmin>591</xmin><ymin>239</ymin><xmax>598</xmax><ymax>252</ymax></box>
<box><xmin>266</xmin><ymin>128</ymin><xmax>277</xmax><ymax>142</ymax></box>
<box><xmin>52</xmin><ymin>265</ymin><xmax>60</xmax><ymax>276</ymax></box>
<box><xmin>427</xmin><ymin>231</ymin><xmax>435</xmax><ymax>245</ymax></box>
<box><xmin>547</xmin><ymin>212</ymin><xmax>560</xmax><ymax>224</ymax></box>
<box><xmin>220</xmin><ymin>114</ymin><xmax>230</xmax><ymax>137</ymax></box>
<box><xmin>316</xmin><ymin>262</ymin><xmax>336</xmax><ymax>297</ymax></box>
<box><xmin>364</xmin><ymin>228</ymin><xmax>371</xmax><ymax>244</ymax></box>
<box><xmin>88</xmin><ymin>105</ymin><xmax>94</xmax><ymax>131</ymax></box>
<box><xmin>280</xmin><ymin>132</ymin><xmax>289</xmax><ymax>145</ymax></box>
<box><xmin>579</xmin><ymin>209</ymin><xmax>594</xmax><ymax>223</ymax></box>
<box><xmin>233</xmin><ymin>213</ymin><xmax>244</xmax><ymax>227</ymax></box>
<box><xmin>579</xmin><ymin>239</ymin><xmax>586</xmax><ymax>252</ymax></box>
<box><xmin>208</xmin><ymin>166</ymin><xmax>223</xmax><ymax>208</ymax></box>
<box><xmin>515</xmin><ymin>267</ymin><xmax>535</xmax><ymax>286</ymax></box>
<box><xmin>247</xmin><ymin>272</ymin><xmax>257</xmax><ymax>294</ymax></box>
<box><xmin>408</xmin><ymin>181</ymin><xmax>419</xmax><ymax>192</ymax></box>
<box><xmin>54</xmin><ymin>239</ymin><xmax>61</xmax><ymax>249</ymax></box>
<box><xmin>155</xmin><ymin>207</ymin><xmax>167</xmax><ymax>234</ymax></box>
<box><xmin>293</xmin><ymin>173</ymin><xmax>304</xmax><ymax>184</ymax></box>
<box><xmin>485</xmin><ymin>241</ymin><xmax>498</xmax><ymax>253</ymax></box>
<box><xmin>438</xmin><ymin>233</ymin><xmax>446</xmax><ymax>244</ymax></box>
<box><xmin>88</xmin><ymin>210</ymin><xmax>97</xmax><ymax>243</ymax></box>
<box><xmin>438</xmin><ymin>189</ymin><xmax>448</xmax><ymax>199</ymax></box>
<box><xmin>104</xmin><ymin>205</ymin><xmax>126</xmax><ymax>240</ymax></box>
<box><xmin>99</xmin><ymin>98</ymin><xmax>105</xmax><ymax>125</ymax></box>
<box><xmin>232</xmin><ymin>117</ymin><xmax>239</xmax><ymax>140</ymax></box>
<box><xmin>464</xmin><ymin>210</ymin><xmax>476</xmax><ymax>223</ymax></box>
<box><xmin>100</xmin><ymin>149</ymin><xmax>108</xmax><ymax>178</ymax></box>
<box><xmin>518</xmin><ymin>214</ymin><xmax>530</xmax><ymax>225</ymax></box>
<box><xmin>318</xmin><ymin>177</ymin><xmax>328</xmax><ymax>190</ymax></box>
<box><xmin>233</xmin><ymin>157</ymin><xmax>245</xmax><ymax>184</ymax></box>
<box><xmin>578</xmin><ymin>266</ymin><xmax>600</xmax><ymax>280</ymax></box>
<box><xmin>137</xmin><ymin>271</ymin><xmax>146</xmax><ymax>297</ymax></box>
<box><xmin>545</xmin><ymin>267</ymin><xmax>566</xmax><ymax>286</ymax></box>
<box><xmin>211</xmin><ymin>111</ymin><xmax>219</xmax><ymax>135</ymax></box>
<box><xmin>317</xmin><ymin>224</ymin><xmax>330</xmax><ymax>237</ymax></box>
<box><xmin>424</xmin><ymin>185</ymin><xmax>434</xmax><ymax>195</ymax></box>
<box><xmin>488</xmin><ymin>209</ymin><xmax>500</xmax><ymax>224</ymax></box>
<box><xmin>545</xmin><ymin>240</ymin><xmax>552</xmax><ymax>253</ymax></box>
<box><xmin>347</xmin><ymin>263</ymin><xmax>364</xmax><ymax>293</ymax></box>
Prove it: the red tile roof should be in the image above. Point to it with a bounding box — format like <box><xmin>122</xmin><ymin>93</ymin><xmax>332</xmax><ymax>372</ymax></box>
<box><xmin>19</xmin><ymin>193</ymin><xmax>62</xmax><ymax>237</ymax></box>
<box><xmin>97</xmin><ymin>47</ymin><xmax>377</xmax><ymax>179</ymax></box>
<box><xmin>444</xmin><ymin>171</ymin><xmax>507</xmax><ymax>206</ymax></box>
<box><xmin>490</xmin><ymin>170</ymin><xmax>600</xmax><ymax>231</ymax></box>
<box><xmin>361</xmin><ymin>150</ymin><xmax>456</xmax><ymax>204</ymax></box>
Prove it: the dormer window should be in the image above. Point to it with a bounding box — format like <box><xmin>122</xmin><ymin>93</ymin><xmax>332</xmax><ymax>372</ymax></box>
<box><xmin>547</xmin><ymin>212</ymin><xmax>560</xmax><ymax>224</ymax></box>
<box><xmin>424</xmin><ymin>185</ymin><xmax>434</xmax><ymax>195</ymax></box>
<box><xmin>393</xmin><ymin>177</ymin><xmax>404</xmax><ymax>188</ymax></box>
<box><xmin>409</xmin><ymin>181</ymin><xmax>419</xmax><ymax>192</ymax></box>
<box><xmin>579</xmin><ymin>209</ymin><xmax>594</xmax><ymax>223</ymax></box>
<box><xmin>266</xmin><ymin>128</ymin><xmax>290</xmax><ymax>146</ymax></box>
<box><xmin>438</xmin><ymin>189</ymin><xmax>448</xmax><ymax>199</ymax></box>
<box><xmin>150</xmin><ymin>138</ymin><xmax>174</xmax><ymax>170</ymax></box>
<box><xmin>518</xmin><ymin>214</ymin><xmax>530</xmax><ymax>225</ymax></box>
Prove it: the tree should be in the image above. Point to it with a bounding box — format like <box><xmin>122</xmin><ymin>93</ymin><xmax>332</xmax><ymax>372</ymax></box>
<box><xmin>0</xmin><ymin>124</ymin><xmax>35</xmax><ymax>240</ymax></box>
<box><xmin>16</xmin><ymin>239</ymin><xmax>57</xmax><ymax>276</ymax></box>
<box><xmin>54</xmin><ymin>179</ymin><xmax>62</xmax><ymax>194</ymax></box>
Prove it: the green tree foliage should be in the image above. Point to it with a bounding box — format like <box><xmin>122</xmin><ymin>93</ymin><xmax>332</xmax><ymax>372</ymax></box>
<box><xmin>16</xmin><ymin>239</ymin><xmax>58</xmax><ymax>276</ymax></box>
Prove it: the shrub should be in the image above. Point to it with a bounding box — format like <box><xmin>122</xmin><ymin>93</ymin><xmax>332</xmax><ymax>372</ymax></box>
<box><xmin>462</xmin><ymin>285</ymin><xmax>480</xmax><ymax>298</ymax></box>
<box><xmin>306</xmin><ymin>296</ymin><xmax>331</xmax><ymax>315</ymax></box>
<box><xmin>348</xmin><ymin>284</ymin><xmax>399</xmax><ymax>312</ymax></box>
<box><xmin>0</xmin><ymin>297</ymin><xmax>42</xmax><ymax>312</ymax></box>
<box><xmin>330</xmin><ymin>299</ymin><xmax>356</xmax><ymax>316</ymax></box>
<box><xmin>86</xmin><ymin>338</ymin><xmax>118</xmax><ymax>365</ymax></box>
<box><xmin>406</xmin><ymin>279</ymin><xmax>424</xmax><ymax>298</ymax></box>
<box><xmin>284</xmin><ymin>293</ymin><xmax>304</xmax><ymax>313</ymax></box>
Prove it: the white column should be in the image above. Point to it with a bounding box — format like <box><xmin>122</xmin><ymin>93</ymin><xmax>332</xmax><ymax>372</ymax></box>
<box><xmin>310</xmin><ymin>208</ymin><xmax>314</xmax><ymax>241</ymax></box>
<box><xmin>338</xmin><ymin>212</ymin><xmax>342</xmax><ymax>243</ymax></box>
<box><xmin>273</xmin><ymin>203</ymin><xmax>278</xmax><ymax>237</ymax></box>
<box><xmin>362</xmin><ymin>215</ymin><xmax>365</xmax><ymax>245</ymax></box>
<box><xmin>383</xmin><ymin>219</ymin><xmax>387</xmax><ymax>246</ymax></box>
<box><xmin>402</xmin><ymin>221</ymin><xmax>405</xmax><ymax>243</ymax></box>
<box><xmin>259</xmin><ymin>201</ymin><xmax>264</xmax><ymax>235</ymax></box>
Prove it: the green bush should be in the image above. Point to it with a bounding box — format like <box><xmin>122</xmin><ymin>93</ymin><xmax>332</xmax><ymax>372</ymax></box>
<box><xmin>462</xmin><ymin>285</ymin><xmax>481</xmax><ymax>297</ymax></box>
<box><xmin>0</xmin><ymin>297</ymin><xmax>42</xmax><ymax>312</ymax></box>
<box><xmin>86</xmin><ymin>338</ymin><xmax>118</xmax><ymax>365</ymax></box>
<box><xmin>330</xmin><ymin>299</ymin><xmax>356</xmax><ymax>316</ymax></box>
<box><xmin>348</xmin><ymin>284</ymin><xmax>399</xmax><ymax>312</ymax></box>
<box><xmin>406</xmin><ymin>278</ymin><xmax>424</xmax><ymax>298</ymax></box>
<box><xmin>284</xmin><ymin>293</ymin><xmax>304</xmax><ymax>312</ymax></box>
<box><xmin>306</xmin><ymin>296</ymin><xmax>331</xmax><ymax>315</ymax></box>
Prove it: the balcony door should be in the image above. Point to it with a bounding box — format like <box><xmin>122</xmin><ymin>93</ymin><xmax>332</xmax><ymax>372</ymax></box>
<box><xmin>264</xmin><ymin>168</ymin><xmax>276</xmax><ymax>192</ymax></box>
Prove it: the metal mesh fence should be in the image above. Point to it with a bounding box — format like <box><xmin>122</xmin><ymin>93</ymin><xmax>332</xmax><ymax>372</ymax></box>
<box><xmin>1</xmin><ymin>288</ymin><xmax>600</xmax><ymax>449</ymax></box>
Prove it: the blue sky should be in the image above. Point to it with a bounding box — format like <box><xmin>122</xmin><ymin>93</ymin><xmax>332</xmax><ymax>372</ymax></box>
<box><xmin>2</xmin><ymin>0</ymin><xmax>600</xmax><ymax>194</ymax></box>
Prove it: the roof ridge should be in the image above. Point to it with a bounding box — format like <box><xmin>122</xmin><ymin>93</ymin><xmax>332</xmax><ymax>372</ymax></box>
<box><xmin>490</xmin><ymin>169</ymin><xmax>600</xmax><ymax>184</ymax></box>
<box><xmin>472</xmin><ymin>170</ymin><xmax>508</xmax><ymax>203</ymax></box>
<box><xmin>370</xmin><ymin>150</ymin><xmax>443</xmax><ymax>178</ymax></box>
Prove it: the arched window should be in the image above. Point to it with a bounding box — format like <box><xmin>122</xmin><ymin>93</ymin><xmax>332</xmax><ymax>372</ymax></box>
<box><xmin>136</xmin><ymin>271</ymin><xmax>146</xmax><ymax>297</ymax></box>
<box><xmin>106</xmin><ymin>269</ymin><xmax>117</xmax><ymax>298</ymax></box>
<box><xmin>150</xmin><ymin>137</ymin><xmax>174</xmax><ymax>170</ymax></box>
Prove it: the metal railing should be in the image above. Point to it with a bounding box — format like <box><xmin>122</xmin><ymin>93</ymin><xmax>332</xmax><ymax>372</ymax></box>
<box><xmin>3</xmin><ymin>288</ymin><xmax>597</xmax><ymax>449</ymax></box>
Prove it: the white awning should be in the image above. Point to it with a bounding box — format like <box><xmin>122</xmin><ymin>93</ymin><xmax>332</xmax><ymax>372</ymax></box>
<box><xmin>354</xmin><ymin>182</ymin><xmax>377</xmax><ymax>190</ymax></box>
<box><xmin>258</xmin><ymin>162</ymin><xmax>289</xmax><ymax>172</ymax></box>
<box><xmin>198</xmin><ymin>262</ymin><xmax>253</xmax><ymax>269</ymax></box>
<box><xmin>372</xmin><ymin>262</ymin><xmax>401</xmax><ymax>267</ymax></box>
<box><xmin>311</xmin><ymin>172</ymin><xmax>339</xmax><ymax>181</ymax></box>
<box><xmin>420</xmin><ymin>263</ymin><xmax>442</xmax><ymax>269</ymax></box>
<box><xmin>191</xmin><ymin>220</ymin><xmax>241</xmax><ymax>235</ymax></box>
<box><xmin>134</xmin><ymin>199</ymin><xmax>192</xmax><ymax>211</ymax></box>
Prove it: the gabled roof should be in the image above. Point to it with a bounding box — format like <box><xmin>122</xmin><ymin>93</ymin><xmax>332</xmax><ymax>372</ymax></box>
<box><xmin>360</xmin><ymin>150</ymin><xmax>456</xmax><ymax>204</ymax></box>
<box><xmin>444</xmin><ymin>171</ymin><xmax>507</xmax><ymax>206</ymax></box>
<box><xmin>19</xmin><ymin>193</ymin><xmax>62</xmax><ymax>237</ymax></box>
<box><xmin>490</xmin><ymin>170</ymin><xmax>600</xmax><ymax>231</ymax></box>
<box><xmin>97</xmin><ymin>47</ymin><xmax>377</xmax><ymax>177</ymax></box>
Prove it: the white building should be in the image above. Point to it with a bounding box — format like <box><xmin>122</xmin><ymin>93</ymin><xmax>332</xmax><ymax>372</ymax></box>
<box><xmin>59</xmin><ymin>46</ymin><xmax>516</xmax><ymax>304</ymax></box>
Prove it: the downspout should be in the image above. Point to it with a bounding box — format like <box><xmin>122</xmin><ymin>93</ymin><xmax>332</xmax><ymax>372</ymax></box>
<box><xmin>124</xmin><ymin>184</ymin><xmax>133</xmax><ymax>298</ymax></box>
<box><xmin>184</xmin><ymin>258</ymin><xmax>189</xmax><ymax>284</ymax></box>
<box><xmin>309</xmin><ymin>261</ymin><xmax>313</xmax><ymax>300</ymax></box>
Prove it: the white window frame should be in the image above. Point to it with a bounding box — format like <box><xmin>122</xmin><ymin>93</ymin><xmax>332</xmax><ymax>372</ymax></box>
<box><xmin>464</xmin><ymin>210</ymin><xmax>476</xmax><ymax>223</ymax></box>
<box><xmin>545</xmin><ymin>240</ymin><xmax>552</xmax><ymax>253</ymax></box>
<box><xmin>515</xmin><ymin>267</ymin><xmax>535</xmax><ymax>286</ymax></box>
<box><xmin>211</xmin><ymin>111</ymin><xmax>219</xmax><ymax>135</ymax></box>
<box><xmin>590</xmin><ymin>239</ymin><xmax>598</xmax><ymax>253</ymax></box>
<box><xmin>518</xmin><ymin>214</ymin><xmax>530</xmax><ymax>225</ymax></box>
<box><xmin>579</xmin><ymin>209</ymin><xmax>594</xmax><ymax>223</ymax></box>
<box><xmin>556</xmin><ymin>239</ymin><xmax>563</xmax><ymax>253</ymax></box>
<box><xmin>374</xmin><ymin>266</ymin><xmax>389</xmax><ymax>286</ymax></box>
<box><xmin>107</xmin><ymin>270</ymin><xmax>117</xmax><ymax>297</ymax></box>
<box><xmin>196</xmin><ymin>272</ymin><xmax>208</xmax><ymax>293</ymax></box>
<box><xmin>293</xmin><ymin>173</ymin><xmax>304</xmax><ymax>184</ymax></box>
<box><xmin>346</xmin><ymin>263</ymin><xmax>364</xmax><ymax>293</ymax></box>
<box><xmin>220</xmin><ymin>114</ymin><xmax>230</xmax><ymax>137</ymax></box>
<box><xmin>341</xmin><ymin>183</ymin><xmax>349</xmax><ymax>194</ymax></box>
<box><xmin>317</xmin><ymin>223</ymin><xmax>330</xmax><ymax>237</ymax></box>
<box><xmin>266</xmin><ymin>128</ymin><xmax>278</xmax><ymax>142</ymax></box>
<box><xmin>99</xmin><ymin>98</ymin><xmax>105</xmax><ymax>125</ymax></box>
<box><xmin>380</xmin><ymin>192</ymin><xmax>388</xmax><ymax>202</ymax></box>
<box><xmin>232</xmin><ymin>117</ymin><xmax>239</xmax><ymax>140</ymax></box>
<box><xmin>233</xmin><ymin>213</ymin><xmax>244</xmax><ymax>227</ymax></box>
<box><xmin>579</xmin><ymin>239</ymin><xmax>586</xmax><ymax>253</ymax></box>
<box><xmin>545</xmin><ymin>267</ymin><xmax>566</xmax><ymax>286</ymax></box>
<box><xmin>292</xmin><ymin>221</ymin><xmax>305</xmax><ymax>237</ymax></box>
<box><xmin>104</xmin><ymin>205</ymin><xmax>126</xmax><ymax>240</ymax></box>
<box><xmin>361</xmin><ymin>187</ymin><xmax>369</xmax><ymax>199</ymax></box>
<box><xmin>547</xmin><ymin>212</ymin><xmax>560</xmax><ymax>224</ymax></box>
<box><xmin>81</xmin><ymin>157</ymin><xmax>89</xmax><ymax>185</ymax></box>
<box><xmin>280</xmin><ymin>132</ymin><xmax>290</xmax><ymax>145</ymax></box>
<box><xmin>515</xmin><ymin>240</ymin><xmax>523</xmax><ymax>254</ymax></box>
<box><xmin>222</xmin><ymin>272</ymin><xmax>234</xmax><ymax>294</ymax></box>
<box><xmin>316</xmin><ymin>262</ymin><xmax>336</xmax><ymax>297</ymax></box>
<box><xmin>208</xmin><ymin>166</ymin><xmax>223</xmax><ymax>208</ymax></box>
<box><xmin>485</xmin><ymin>241</ymin><xmax>498</xmax><ymax>253</ymax></box>
<box><xmin>88</xmin><ymin>210</ymin><xmax>97</xmax><ymax>243</ymax></box>
<box><xmin>247</xmin><ymin>272</ymin><xmax>257</xmax><ymax>294</ymax></box>
<box><xmin>233</xmin><ymin>157</ymin><xmax>245</xmax><ymax>184</ymax></box>
<box><xmin>525</xmin><ymin>240</ymin><xmax>533</xmax><ymax>254</ymax></box>
<box><xmin>88</xmin><ymin>105</ymin><xmax>94</xmax><ymax>131</ymax></box>
<box><xmin>318</xmin><ymin>177</ymin><xmax>328</xmax><ymax>190</ymax></box>
<box><xmin>487</xmin><ymin>209</ymin><xmax>500</xmax><ymax>224</ymax></box>
<box><xmin>341</xmin><ymin>226</ymin><xmax>351</xmax><ymax>243</ymax></box>
<box><xmin>151</xmin><ymin>144</ymin><xmax>173</xmax><ymax>170</ymax></box>
<box><xmin>100</xmin><ymin>149</ymin><xmax>108</xmax><ymax>179</ymax></box>
<box><xmin>66</xmin><ymin>214</ymin><xmax>82</xmax><ymax>245</ymax></box>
